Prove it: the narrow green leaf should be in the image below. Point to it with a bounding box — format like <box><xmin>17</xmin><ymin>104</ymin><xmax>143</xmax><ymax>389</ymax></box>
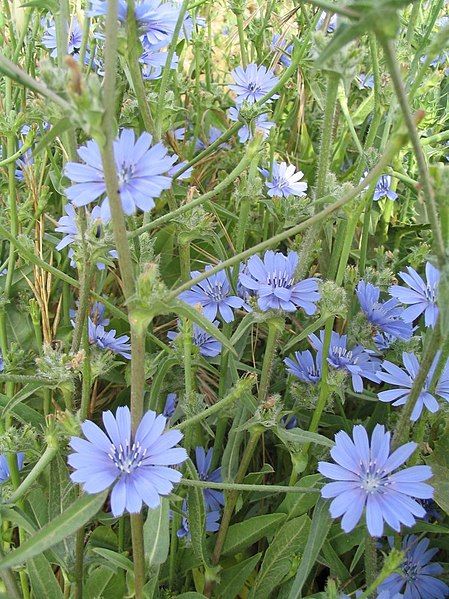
<box><xmin>216</xmin><ymin>552</ymin><xmax>261</xmax><ymax>599</ymax></box>
<box><xmin>250</xmin><ymin>515</ymin><xmax>310</xmax><ymax>598</ymax></box>
<box><xmin>277</xmin><ymin>475</ymin><xmax>322</xmax><ymax>519</ymax></box>
<box><xmin>275</xmin><ymin>427</ymin><xmax>335</xmax><ymax>449</ymax></box>
<box><xmin>91</xmin><ymin>548</ymin><xmax>134</xmax><ymax>572</ymax></box>
<box><xmin>143</xmin><ymin>499</ymin><xmax>170</xmax><ymax>566</ymax></box>
<box><xmin>221</xmin><ymin>513</ymin><xmax>286</xmax><ymax>557</ymax></box>
<box><xmin>0</xmin><ymin>392</ymin><xmax>45</xmax><ymax>427</ymax></box>
<box><xmin>27</xmin><ymin>555</ymin><xmax>64</xmax><ymax>599</ymax></box>
<box><xmin>0</xmin><ymin>491</ymin><xmax>107</xmax><ymax>570</ymax></box>
<box><xmin>287</xmin><ymin>499</ymin><xmax>332</xmax><ymax>599</ymax></box>
<box><xmin>83</xmin><ymin>566</ymin><xmax>115</xmax><ymax>599</ymax></box>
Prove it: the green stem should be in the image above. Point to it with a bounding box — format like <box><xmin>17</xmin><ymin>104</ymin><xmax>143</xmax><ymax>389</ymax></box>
<box><xmin>154</xmin><ymin>0</ymin><xmax>189</xmax><ymax>141</ymax></box>
<box><xmin>365</xmin><ymin>533</ymin><xmax>378</xmax><ymax>595</ymax></box>
<box><xmin>103</xmin><ymin>2</ymin><xmax>146</xmax><ymax>596</ymax></box>
<box><xmin>211</xmin><ymin>430</ymin><xmax>262</xmax><ymax>566</ymax></box>
<box><xmin>179</xmin><ymin>478</ymin><xmax>321</xmax><ymax>494</ymax></box>
<box><xmin>258</xmin><ymin>319</ymin><xmax>283</xmax><ymax>403</ymax></box>
<box><xmin>297</xmin><ymin>71</ymin><xmax>340</xmax><ymax>279</ymax></box>
<box><xmin>70</xmin><ymin>264</ymin><xmax>93</xmax><ymax>354</ymax></box>
<box><xmin>8</xmin><ymin>444</ymin><xmax>58</xmax><ymax>504</ymax></box>
<box><xmin>233</xmin><ymin>7</ymin><xmax>248</xmax><ymax>67</ymax></box>
<box><xmin>392</xmin><ymin>319</ymin><xmax>442</xmax><ymax>449</ymax></box>
<box><xmin>126</xmin><ymin>0</ymin><xmax>154</xmax><ymax>132</ymax></box>
<box><xmin>380</xmin><ymin>36</ymin><xmax>445</xmax><ymax>267</ymax></box>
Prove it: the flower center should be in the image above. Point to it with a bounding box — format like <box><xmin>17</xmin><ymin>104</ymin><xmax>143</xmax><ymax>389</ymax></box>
<box><xmin>206</xmin><ymin>281</ymin><xmax>226</xmax><ymax>301</ymax></box>
<box><xmin>118</xmin><ymin>163</ymin><xmax>135</xmax><ymax>186</ymax></box>
<box><xmin>425</xmin><ymin>283</ymin><xmax>437</xmax><ymax>302</ymax></box>
<box><xmin>108</xmin><ymin>440</ymin><xmax>147</xmax><ymax>474</ymax></box>
<box><xmin>359</xmin><ymin>460</ymin><xmax>391</xmax><ymax>494</ymax></box>
<box><xmin>267</xmin><ymin>270</ymin><xmax>294</xmax><ymax>289</ymax></box>
<box><xmin>403</xmin><ymin>560</ymin><xmax>420</xmax><ymax>582</ymax></box>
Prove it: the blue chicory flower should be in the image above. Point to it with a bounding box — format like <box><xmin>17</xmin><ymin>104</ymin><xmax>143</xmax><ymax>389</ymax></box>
<box><xmin>316</xmin><ymin>11</ymin><xmax>338</xmax><ymax>33</ymax></box>
<box><xmin>284</xmin><ymin>350</ymin><xmax>321</xmax><ymax>384</ymax></box>
<box><xmin>0</xmin><ymin>453</ymin><xmax>24</xmax><ymax>483</ymax></box>
<box><xmin>270</xmin><ymin>34</ymin><xmax>293</xmax><ymax>67</ymax></box>
<box><xmin>389</xmin><ymin>262</ymin><xmax>440</xmax><ymax>328</ymax></box>
<box><xmin>55</xmin><ymin>204</ymin><xmax>117</xmax><ymax>270</ymax></box>
<box><xmin>68</xmin><ymin>406</ymin><xmax>187</xmax><ymax>516</ymax></box>
<box><xmin>373</xmin><ymin>175</ymin><xmax>398</xmax><ymax>201</ymax></box>
<box><xmin>177</xmin><ymin>498</ymin><xmax>221</xmax><ymax>538</ymax></box>
<box><xmin>140</xmin><ymin>48</ymin><xmax>178</xmax><ymax>79</ymax></box>
<box><xmin>259</xmin><ymin>161</ymin><xmax>308</xmax><ymax>198</ymax></box>
<box><xmin>309</xmin><ymin>330</ymin><xmax>380</xmax><ymax>392</ymax></box>
<box><xmin>356</xmin><ymin>281</ymin><xmax>413</xmax><ymax>341</ymax></box>
<box><xmin>228</xmin><ymin>107</ymin><xmax>275</xmax><ymax>143</ymax></box>
<box><xmin>89</xmin><ymin>0</ymin><xmax>180</xmax><ymax>51</ymax></box>
<box><xmin>195</xmin><ymin>447</ymin><xmax>224</xmax><ymax>511</ymax></box>
<box><xmin>168</xmin><ymin>322</ymin><xmax>222</xmax><ymax>358</ymax></box>
<box><xmin>379</xmin><ymin>535</ymin><xmax>449</xmax><ymax>599</ymax></box>
<box><xmin>377</xmin><ymin>351</ymin><xmax>449</xmax><ymax>421</ymax></box>
<box><xmin>281</xmin><ymin>414</ymin><xmax>298</xmax><ymax>429</ymax></box>
<box><xmin>88</xmin><ymin>318</ymin><xmax>132</xmax><ymax>359</ymax></box>
<box><xmin>194</xmin><ymin>126</ymin><xmax>230</xmax><ymax>152</ymax></box>
<box><xmin>64</xmin><ymin>129</ymin><xmax>176</xmax><ymax>222</ymax></box>
<box><xmin>179</xmin><ymin>266</ymin><xmax>244</xmax><ymax>323</ymax></box>
<box><xmin>318</xmin><ymin>424</ymin><xmax>433</xmax><ymax>537</ymax></box>
<box><xmin>239</xmin><ymin>250</ymin><xmax>320</xmax><ymax>314</ymax></box>
<box><xmin>357</xmin><ymin>73</ymin><xmax>375</xmax><ymax>89</ymax></box>
<box><xmin>42</xmin><ymin>16</ymin><xmax>83</xmax><ymax>58</ymax></box>
<box><xmin>163</xmin><ymin>393</ymin><xmax>178</xmax><ymax>418</ymax></box>
<box><xmin>229</xmin><ymin>63</ymin><xmax>279</xmax><ymax>105</ymax></box>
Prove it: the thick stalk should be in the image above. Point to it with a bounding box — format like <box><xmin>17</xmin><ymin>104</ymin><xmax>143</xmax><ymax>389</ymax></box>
<box><xmin>297</xmin><ymin>71</ymin><xmax>340</xmax><ymax>280</ymax></box>
<box><xmin>210</xmin><ymin>430</ymin><xmax>262</xmax><ymax>566</ymax></box>
<box><xmin>126</xmin><ymin>0</ymin><xmax>154</xmax><ymax>132</ymax></box>
<box><xmin>380</xmin><ymin>37</ymin><xmax>446</xmax><ymax>267</ymax></box>
<box><xmin>258</xmin><ymin>319</ymin><xmax>283</xmax><ymax>403</ymax></box>
<box><xmin>364</xmin><ymin>533</ymin><xmax>378</xmax><ymax>596</ymax></box>
<box><xmin>101</xmin><ymin>1</ymin><xmax>147</xmax><ymax>596</ymax></box>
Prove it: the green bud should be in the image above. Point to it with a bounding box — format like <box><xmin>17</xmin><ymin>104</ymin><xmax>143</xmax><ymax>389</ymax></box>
<box><xmin>319</xmin><ymin>280</ymin><xmax>348</xmax><ymax>319</ymax></box>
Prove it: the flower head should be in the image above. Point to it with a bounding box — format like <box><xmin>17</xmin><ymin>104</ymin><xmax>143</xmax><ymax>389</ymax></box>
<box><xmin>195</xmin><ymin>447</ymin><xmax>224</xmax><ymax>511</ymax></box>
<box><xmin>229</xmin><ymin>63</ymin><xmax>279</xmax><ymax>105</ymax></box>
<box><xmin>356</xmin><ymin>281</ymin><xmax>413</xmax><ymax>341</ymax></box>
<box><xmin>389</xmin><ymin>263</ymin><xmax>440</xmax><ymax>328</ymax></box>
<box><xmin>0</xmin><ymin>453</ymin><xmax>24</xmax><ymax>483</ymax></box>
<box><xmin>179</xmin><ymin>266</ymin><xmax>244</xmax><ymax>323</ymax></box>
<box><xmin>284</xmin><ymin>350</ymin><xmax>321</xmax><ymax>384</ymax></box>
<box><xmin>309</xmin><ymin>330</ymin><xmax>380</xmax><ymax>392</ymax></box>
<box><xmin>379</xmin><ymin>535</ymin><xmax>449</xmax><ymax>599</ymax></box>
<box><xmin>168</xmin><ymin>322</ymin><xmax>222</xmax><ymax>358</ymax></box>
<box><xmin>42</xmin><ymin>16</ymin><xmax>83</xmax><ymax>58</ymax></box>
<box><xmin>377</xmin><ymin>351</ymin><xmax>449</xmax><ymax>421</ymax></box>
<box><xmin>177</xmin><ymin>499</ymin><xmax>221</xmax><ymax>538</ymax></box>
<box><xmin>55</xmin><ymin>204</ymin><xmax>117</xmax><ymax>270</ymax></box>
<box><xmin>319</xmin><ymin>424</ymin><xmax>433</xmax><ymax>537</ymax></box>
<box><xmin>357</xmin><ymin>73</ymin><xmax>375</xmax><ymax>90</ymax></box>
<box><xmin>373</xmin><ymin>175</ymin><xmax>398</xmax><ymax>201</ymax></box>
<box><xmin>194</xmin><ymin>126</ymin><xmax>229</xmax><ymax>152</ymax></box>
<box><xmin>260</xmin><ymin>161</ymin><xmax>307</xmax><ymax>198</ymax></box>
<box><xmin>163</xmin><ymin>393</ymin><xmax>177</xmax><ymax>418</ymax></box>
<box><xmin>64</xmin><ymin>129</ymin><xmax>176</xmax><ymax>222</ymax></box>
<box><xmin>228</xmin><ymin>107</ymin><xmax>274</xmax><ymax>143</ymax></box>
<box><xmin>140</xmin><ymin>49</ymin><xmax>178</xmax><ymax>79</ymax></box>
<box><xmin>271</xmin><ymin>34</ymin><xmax>293</xmax><ymax>67</ymax></box>
<box><xmin>68</xmin><ymin>406</ymin><xmax>187</xmax><ymax>516</ymax></box>
<box><xmin>239</xmin><ymin>250</ymin><xmax>320</xmax><ymax>314</ymax></box>
<box><xmin>88</xmin><ymin>319</ymin><xmax>131</xmax><ymax>359</ymax></box>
